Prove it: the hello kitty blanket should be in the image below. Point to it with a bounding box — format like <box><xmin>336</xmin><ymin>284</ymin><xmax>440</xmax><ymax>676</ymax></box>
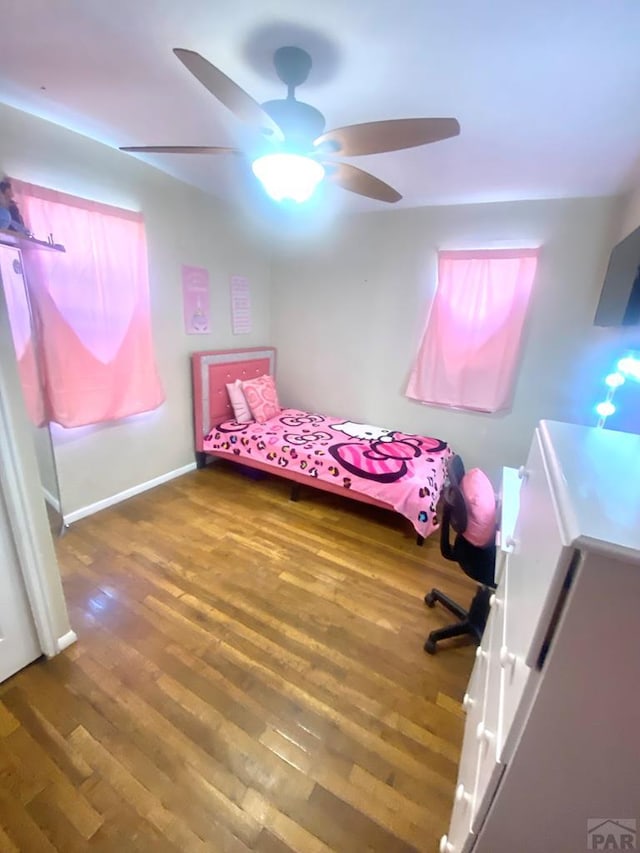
<box><xmin>203</xmin><ymin>409</ymin><xmax>452</xmax><ymax>537</ymax></box>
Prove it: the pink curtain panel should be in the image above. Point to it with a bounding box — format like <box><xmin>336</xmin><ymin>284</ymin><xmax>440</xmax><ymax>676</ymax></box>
<box><xmin>12</xmin><ymin>180</ymin><xmax>164</xmax><ymax>428</ymax></box>
<box><xmin>407</xmin><ymin>249</ymin><xmax>539</xmax><ymax>413</ymax></box>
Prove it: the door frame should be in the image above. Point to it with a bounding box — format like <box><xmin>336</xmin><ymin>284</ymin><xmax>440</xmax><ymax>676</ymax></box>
<box><xmin>0</xmin><ymin>259</ymin><xmax>75</xmax><ymax>658</ymax></box>
<box><xmin>0</xmin><ymin>393</ymin><xmax>58</xmax><ymax>657</ymax></box>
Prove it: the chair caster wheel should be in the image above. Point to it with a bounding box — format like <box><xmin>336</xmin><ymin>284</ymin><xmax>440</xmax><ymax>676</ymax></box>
<box><xmin>425</xmin><ymin>591</ymin><xmax>437</xmax><ymax>607</ymax></box>
<box><xmin>424</xmin><ymin>638</ymin><xmax>437</xmax><ymax>655</ymax></box>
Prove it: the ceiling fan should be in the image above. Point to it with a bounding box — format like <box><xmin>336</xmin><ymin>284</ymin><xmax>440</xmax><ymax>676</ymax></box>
<box><xmin>121</xmin><ymin>46</ymin><xmax>460</xmax><ymax>204</ymax></box>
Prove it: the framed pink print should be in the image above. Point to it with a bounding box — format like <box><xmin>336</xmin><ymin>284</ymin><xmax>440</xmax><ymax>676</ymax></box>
<box><xmin>182</xmin><ymin>265</ymin><xmax>211</xmax><ymax>334</ymax></box>
<box><xmin>230</xmin><ymin>274</ymin><xmax>252</xmax><ymax>335</ymax></box>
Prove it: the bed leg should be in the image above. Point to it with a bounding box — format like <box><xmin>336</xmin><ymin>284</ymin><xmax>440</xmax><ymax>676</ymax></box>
<box><xmin>196</xmin><ymin>451</ymin><xmax>207</xmax><ymax>469</ymax></box>
<box><xmin>416</xmin><ymin>534</ymin><xmax>425</xmax><ymax>547</ymax></box>
<box><xmin>290</xmin><ymin>483</ymin><xmax>301</xmax><ymax>502</ymax></box>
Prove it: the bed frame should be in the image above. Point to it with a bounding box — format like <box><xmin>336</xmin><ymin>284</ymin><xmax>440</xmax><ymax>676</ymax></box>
<box><xmin>192</xmin><ymin>346</ymin><xmax>276</xmax><ymax>468</ymax></box>
<box><xmin>190</xmin><ymin>347</ymin><xmax>422</xmax><ymax>536</ymax></box>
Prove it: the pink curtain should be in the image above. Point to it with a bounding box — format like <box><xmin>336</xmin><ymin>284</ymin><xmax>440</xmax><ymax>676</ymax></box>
<box><xmin>11</xmin><ymin>180</ymin><xmax>164</xmax><ymax>428</ymax></box>
<box><xmin>406</xmin><ymin>249</ymin><xmax>539</xmax><ymax>412</ymax></box>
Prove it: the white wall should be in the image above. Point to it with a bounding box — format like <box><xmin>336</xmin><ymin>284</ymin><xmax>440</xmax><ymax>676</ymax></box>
<box><xmin>616</xmin><ymin>179</ymin><xmax>640</xmax><ymax>242</ymax></box>
<box><xmin>2</xmin><ymin>99</ymin><xmax>634</xmax><ymax>498</ymax></box>
<box><xmin>0</xmin><ymin>103</ymin><xmax>272</xmax><ymax>515</ymax></box>
<box><xmin>272</xmin><ymin>195</ymin><xmax>625</xmax><ymax>479</ymax></box>
<box><xmin>32</xmin><ymin>425</ymin><xmax>59</xmax><ymax>503</ymax></box>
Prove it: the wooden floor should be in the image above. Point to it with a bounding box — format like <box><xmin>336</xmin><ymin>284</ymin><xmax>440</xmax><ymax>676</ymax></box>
<box><xmin>0</xmin><ymin>461</ymin><xmax>477</xmax><ymax>852</ymax></box>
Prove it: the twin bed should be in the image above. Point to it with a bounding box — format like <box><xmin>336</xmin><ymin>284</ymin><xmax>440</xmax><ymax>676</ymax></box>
<box><xmin>192</xmin><ymin>347</ymin><xmax>453</xmax><ymax>542</ymax></box>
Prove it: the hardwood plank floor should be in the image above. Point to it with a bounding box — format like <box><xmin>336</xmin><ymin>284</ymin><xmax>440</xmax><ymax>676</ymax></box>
<box><xmin>0</xmin><ymin>461</ymin><xmax>477</xmax><ymax>852</ymax></box>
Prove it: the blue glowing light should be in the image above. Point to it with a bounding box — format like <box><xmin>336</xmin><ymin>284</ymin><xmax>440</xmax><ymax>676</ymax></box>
<box><xmin>605</xmin><ymin>372</ymin><xmax>625</xmax><ymax>389</ymax></box>
<box><xmin>596</xmin><ymin>401</ymin><xmax>616</xmax><ymax>418</ymax></box>
<box><xmin>617</xmin><ymin>354</ymin><xmax>640</xmax><ymax>382</ymax></box>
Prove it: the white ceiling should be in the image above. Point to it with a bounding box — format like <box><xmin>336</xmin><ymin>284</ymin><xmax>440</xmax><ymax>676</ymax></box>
<box><xmin>2</xmin><ymin>0</ymin><xmax>640</xmax><ymax>213</ymax></box>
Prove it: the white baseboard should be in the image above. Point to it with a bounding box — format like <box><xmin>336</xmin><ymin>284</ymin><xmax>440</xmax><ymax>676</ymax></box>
<box><xmin>55</xmin><ymin>629</ymin><xmax>78</xmax><ymax>655</ymax></box>
<box><xmin>42</xmin><ymin>486</ymin><xmax>61</xmax><ymax>514</ymax></box>
<box><xmin>63</xmin><ymin>462</ymin><xmax>197</xmax><ymax>525</ymax></box>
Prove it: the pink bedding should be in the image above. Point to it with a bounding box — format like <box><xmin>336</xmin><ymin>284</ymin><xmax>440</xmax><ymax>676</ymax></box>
<box><xmin>203</xmin><ymin>409</ymin><xmax>452</xmax><ymax>538</ymax></box>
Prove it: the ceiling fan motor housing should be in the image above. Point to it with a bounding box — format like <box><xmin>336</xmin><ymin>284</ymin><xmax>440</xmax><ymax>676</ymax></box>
<box><xmin>262</xmin><ymin>47</ymin><xmax>326</xmax><ymax>151</ymax></box>
<box><xmin>261</xmin><ymin>98</ymin><xmax>325</xmax><ymax>150</ymax></box>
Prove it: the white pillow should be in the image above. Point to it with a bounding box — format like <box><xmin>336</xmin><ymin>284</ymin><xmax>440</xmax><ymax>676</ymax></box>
<box><xmin>226</xmin><ymin>379</ymin><xmax>253</xmax><ymax>423</ymax></box>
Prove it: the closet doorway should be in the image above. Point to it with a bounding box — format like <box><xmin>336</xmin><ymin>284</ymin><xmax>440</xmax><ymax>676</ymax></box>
<box><xmin>0</xmin><ymin>486</ymin><xmax>41</xmax><ymax>682</ymax></box>
<box><xmin>0</xmin><ymin>240</ymin><xmax>65</xmax><ymax>535</ymax></box>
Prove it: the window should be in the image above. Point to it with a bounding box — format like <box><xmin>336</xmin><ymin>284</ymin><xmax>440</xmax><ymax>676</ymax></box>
<box><xmin>406</xmin><ymin>249</ymin><xmax>538</xmax><ymax>413</ymax></box>
<box><xmin>11</xmin><ymin>180</ymin><xmax>164</xmax><ymax>428</ymax></box>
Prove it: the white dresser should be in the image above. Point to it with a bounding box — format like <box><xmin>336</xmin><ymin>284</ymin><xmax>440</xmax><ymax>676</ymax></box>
<box><xmin>441</xmin><ymin>420</ymin><xmax>640</xmax><ymax>853</ymax></box>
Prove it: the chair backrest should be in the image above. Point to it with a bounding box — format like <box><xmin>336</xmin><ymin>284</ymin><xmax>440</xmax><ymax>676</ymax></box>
<box><xmin>440</xmin><ymin>454</ymin><xmax>496</xmax><ymax>587</ymax></box>
<box><xmin>444</xmin><ymin>454</ymin><xmax>468</xmax><ymax>535</ymax></box>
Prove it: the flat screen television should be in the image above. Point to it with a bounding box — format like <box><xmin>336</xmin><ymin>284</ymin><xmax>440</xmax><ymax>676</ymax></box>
<box><xmin>594</xmin><ymin>224</ymin><xmax>640</xmax><ymax>326</ymax></box>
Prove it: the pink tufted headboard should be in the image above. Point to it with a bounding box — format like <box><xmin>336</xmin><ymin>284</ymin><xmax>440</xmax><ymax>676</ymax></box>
<box><xmin>191</xmin><ymin>347</ymin><xmax>276</xmax><ymax>451</ymax></box>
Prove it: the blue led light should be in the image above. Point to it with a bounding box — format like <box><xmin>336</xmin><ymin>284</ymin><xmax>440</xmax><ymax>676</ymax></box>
<box><xmin>605</xmin><ymin>372</ymin><xmax>625</xmax><ymax>389</ymax></box>
<box><xmin>617</xmin><ymin>354</ymin><xmax>640</xmax><ymax>382</ymax></box>
<box><xmin>597</xmin><ymin>350</ymin><xmax>639</xmax><ymax>428</ymax></box>
<box><xmin>596</xmin><ymin>401</ymin><xmax>616</xmax><ymax>418</ymax></box>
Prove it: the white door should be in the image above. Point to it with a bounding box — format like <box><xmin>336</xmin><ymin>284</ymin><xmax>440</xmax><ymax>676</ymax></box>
<box><xmin>0</xmin><ymin>486</ymin><xmax>41</xmax><ymax>682</ymax></box>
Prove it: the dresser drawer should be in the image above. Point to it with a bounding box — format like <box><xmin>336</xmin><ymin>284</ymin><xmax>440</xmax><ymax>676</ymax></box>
<box><xmin>482</xmin><ymin>589</ymin><xmax>506</xmax><ymax>750</ymax></box>
<box><xmin>498</xmin><ymin>555</ymin><xmax>534</xmax><ymax>756</ymax></box>
<box><xmin>443</xmin><ymin>635</ymin><xmax>491</xmax><ymax>852</ymax></box>
<box><xmin>493</xmin><ymin>547</ymin><xmax>507</xmax><ymax>588</ymax></box>
<box><xmin>443</xmin><ymin>779</ymin><xmax>474</xmax><ymax>852</ymax></box>
<box><xmin>471</xmin><ymin>593</ymin><xmax>506</xmax><ymax>832</ymax></box>
<box><xmin>503</xmin><ymin>431</ymin><xmax>569</xmax><ymax>666</ymax></box>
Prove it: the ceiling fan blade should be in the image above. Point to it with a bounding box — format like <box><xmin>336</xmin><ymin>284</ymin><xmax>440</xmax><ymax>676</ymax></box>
<box><xmin>173</xmin><ymin>48</ymin><xmax>284</xmax><ymax>140</ymax></box>
<box><xmin>325</xmin><ymin>162</ymin><xmax>402</xmax><ymax>203</ymax></box>
<box><xmin>119</xmin><ymin>145</ymin><xmax>240</xmax><ymax>155</ymax></box>
<box><xmin>315</xmin><ymin>118</ymin><xmax>460</xmax><ymax>156</ymax></box>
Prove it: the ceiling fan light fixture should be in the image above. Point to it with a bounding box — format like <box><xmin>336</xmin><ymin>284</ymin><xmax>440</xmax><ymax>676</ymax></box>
<box><xmin>126</xmin><ymin>48</ymin><xmax>459</xmax><ymax>205</ymax></box>
<box><xmin>251</xmin><ymin>153</ymin><xmax>325</xmax><ymax>203</ymax></box>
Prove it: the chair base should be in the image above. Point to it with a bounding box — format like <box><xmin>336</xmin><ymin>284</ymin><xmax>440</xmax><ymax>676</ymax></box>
<box><xmin>424</xmin><ymin>585</ymin><xmax>492</xmax><ymax>654</ymax></box>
